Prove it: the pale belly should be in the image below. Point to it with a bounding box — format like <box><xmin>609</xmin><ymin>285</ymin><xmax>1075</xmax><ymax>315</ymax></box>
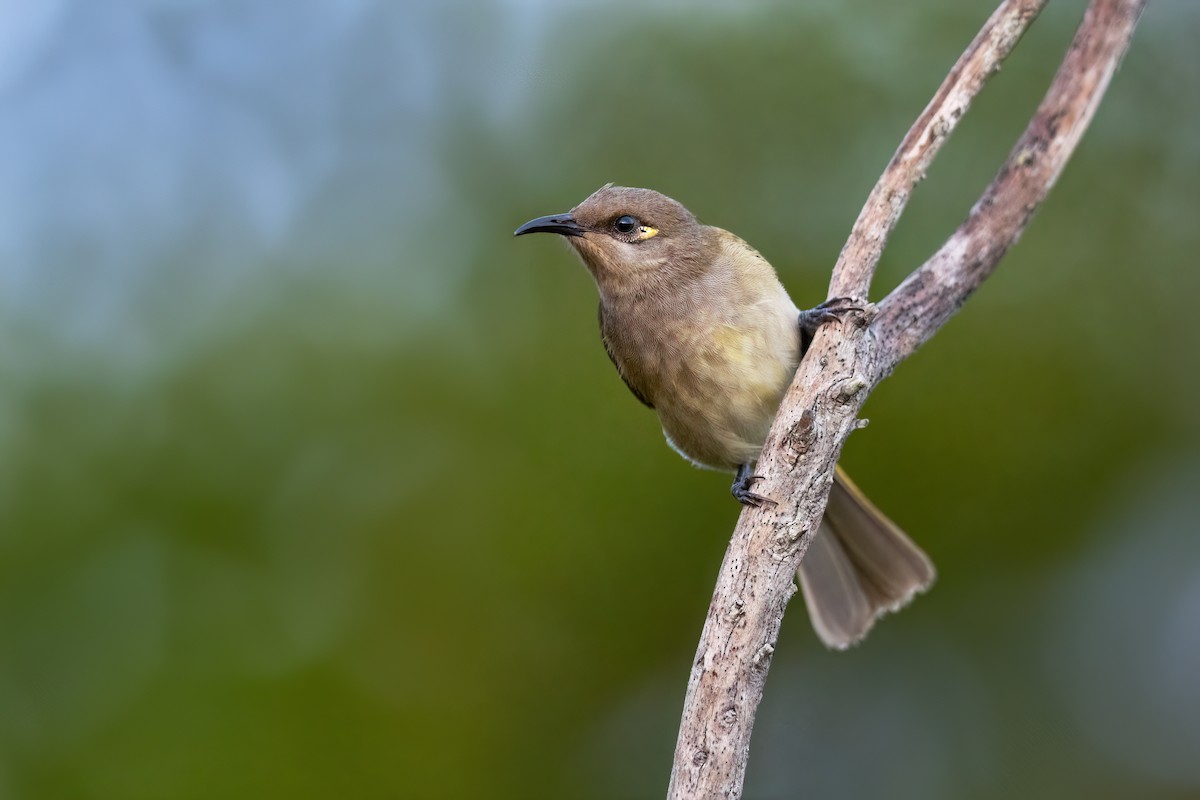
<box><xmin>655</xmin><ymin>320</ymin><xmax>800</xmax><ymax>471</ymax></box>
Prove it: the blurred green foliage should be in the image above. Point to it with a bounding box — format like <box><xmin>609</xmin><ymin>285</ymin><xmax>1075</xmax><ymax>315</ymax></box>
<box><xmin>1</xmin><ymin>1</ymin><xmax>1199</xmax><ymax>798</ymax></box>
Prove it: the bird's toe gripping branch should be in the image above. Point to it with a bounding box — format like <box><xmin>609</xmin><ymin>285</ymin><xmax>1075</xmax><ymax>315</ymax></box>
<box><xmin>797</xmin><ymin>296</ymin><xmax>866</xmax><ymax>337</ymax></box>
<box><xmin>731</xmin><ymin>464</ymin><xmax>778</xmax><ymax>508</ymax></box>
<box><xmin>798</xmin><ymin>296</ymin><xmax>869</xmax><ymax>352</ymax></box>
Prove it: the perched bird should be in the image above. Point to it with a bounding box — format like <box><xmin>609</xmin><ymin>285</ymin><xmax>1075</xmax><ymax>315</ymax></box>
<box><xmin>515</xmin><ymin>185</ymin><xmax>934</xmax><ymax>649</ymax></box>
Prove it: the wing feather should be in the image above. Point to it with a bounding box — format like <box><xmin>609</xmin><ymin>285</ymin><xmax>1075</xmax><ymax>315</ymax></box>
<box><xmin>598</xmin><ymin>303</ymin><xmax>654</xmax><ymax>409</ymax></box>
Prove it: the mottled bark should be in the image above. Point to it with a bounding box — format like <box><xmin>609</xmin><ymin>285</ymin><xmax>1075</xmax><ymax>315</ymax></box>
<box><xmin>668</xmin><ymin>1</ymin><xmax>1147</xmax><ymax>798</ymax></box>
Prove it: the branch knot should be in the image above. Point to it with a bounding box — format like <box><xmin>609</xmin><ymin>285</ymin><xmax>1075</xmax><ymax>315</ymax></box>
<box><xmin>782</xmin><ymin>408</ymin><xmax>818</xmax><ymax>465</ymax></box>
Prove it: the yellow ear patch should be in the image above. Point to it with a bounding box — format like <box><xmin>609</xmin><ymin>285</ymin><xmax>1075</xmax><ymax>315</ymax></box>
<box><xmin>636</xmin><ymin>226</ymin><xmax>659</xmax><ymax>241</ymax></box>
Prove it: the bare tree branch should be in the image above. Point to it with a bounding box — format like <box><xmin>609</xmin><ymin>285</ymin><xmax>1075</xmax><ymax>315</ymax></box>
<box><xmin>873</xmin><ymin>0</ymin><xmax>1147</xmax><ymax>372</ymax></box>
<box><xmin>829</xmin><ymin>0</ymin><xmax>1049</xmax><ymax>301</ymax></box>
<box><xmin>668</xmin><ymin>1</ymin><xmax>1147</xmax><ymax>798</ymax></box>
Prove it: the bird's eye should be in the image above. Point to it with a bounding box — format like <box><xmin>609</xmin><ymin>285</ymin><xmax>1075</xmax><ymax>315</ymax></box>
<box><xmin>614</xmin><ymin>215</ymin><xmax>638</xmax><ymax>234</ymax></box>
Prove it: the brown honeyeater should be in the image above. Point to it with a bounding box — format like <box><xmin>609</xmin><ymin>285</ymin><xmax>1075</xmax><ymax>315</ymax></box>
<box><xmin>515</xmin><ymin>185</ymin><xmax>934</xmax><ymax>649</ymax></box>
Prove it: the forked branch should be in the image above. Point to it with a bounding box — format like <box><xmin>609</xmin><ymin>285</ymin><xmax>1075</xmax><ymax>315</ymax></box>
<box><xmin>668</xmin><ymin>1</ymin><xmax>1147</xmax><ymax>798</ymax></box>
<box><xmin>873</xmin><ymin>0</ymin><xmax>1147</xmax><ymax>371</ymax></box>
<box><xmin>829</xmin><ymin>0</ymin><xmax>1050</xmax><ymax>301</ymax></box>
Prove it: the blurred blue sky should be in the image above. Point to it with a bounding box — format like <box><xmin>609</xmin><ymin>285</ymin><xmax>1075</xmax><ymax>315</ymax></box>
<box><xmin>1</xmin><ymin>0</ymin><xmax>440</xmax><ymax>355</ymax></box>
<box><xmin>1</xmin><ymin>0</ymin><xmax>1195</xmax><ymax>360</ymax></box>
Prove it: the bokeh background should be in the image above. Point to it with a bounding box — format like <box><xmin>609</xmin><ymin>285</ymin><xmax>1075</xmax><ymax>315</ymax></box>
<box><xmin>1</xmin><ymin>1</ymin><xmax>1198</xmax><ymax>798</ymax></box>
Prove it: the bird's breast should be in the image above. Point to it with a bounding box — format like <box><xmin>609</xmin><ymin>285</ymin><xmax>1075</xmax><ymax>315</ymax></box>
<box><xmin>604</xmin><ymin>295</ymin><xmax>801</xmax><ymax>471</ymax></box>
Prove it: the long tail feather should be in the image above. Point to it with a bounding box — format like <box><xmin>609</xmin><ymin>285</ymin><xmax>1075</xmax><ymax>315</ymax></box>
<box><xmin>797</xmin><ymin>467</ymin><xmax>936</xmax><ymax>649</ymax></box>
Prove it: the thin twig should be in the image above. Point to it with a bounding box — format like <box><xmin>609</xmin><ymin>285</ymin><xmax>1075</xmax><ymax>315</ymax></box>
<box><xmin>873</xmin><ymin>0</ymin><xmax>1147</xmax><ymax>372</ymax></box>
<box><xmin>829</xmin><ymin>0</ymin><xmax>1049</xmax><ymax>301</ymax></box>
<box><xmin>668</xmin><ymin>1</ymin><xmax>1146</xmax><ymax>798</ymax></box>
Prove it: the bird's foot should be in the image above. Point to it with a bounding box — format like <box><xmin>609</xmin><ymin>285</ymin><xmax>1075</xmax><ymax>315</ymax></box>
<box><xmin>797</xmin><ymin>296</ymin><xmax>865</xmax><ymax>337</ymax></box>
<box><xmin>732</xmin><ymin>465</ymin><xmax>777</xmax><ymax>508</ymax></box>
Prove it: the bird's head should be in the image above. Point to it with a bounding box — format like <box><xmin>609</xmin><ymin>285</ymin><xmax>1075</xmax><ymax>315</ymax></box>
<box><xmin>514</xmin><ymin>185</ymin><xmax>712</xmax><ymax>291</ymax></box>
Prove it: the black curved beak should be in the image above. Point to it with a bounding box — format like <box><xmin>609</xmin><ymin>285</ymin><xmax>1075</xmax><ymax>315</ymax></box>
<box><xmin>513</xmin><ymin>213</ymin><xmax>585</xmax><ymax>238</ymax></box>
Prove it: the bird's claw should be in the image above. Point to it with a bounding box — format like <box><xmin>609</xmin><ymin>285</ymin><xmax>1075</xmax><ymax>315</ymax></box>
<box><xmin>798</xmin><ymin>296</ymin><xmax>865</xmax><ymax>336</ymax></box>
<box><xmin>731</xmin><ymin>472</ymin><xmax>778</xmax><ymax>508</ymax></box>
